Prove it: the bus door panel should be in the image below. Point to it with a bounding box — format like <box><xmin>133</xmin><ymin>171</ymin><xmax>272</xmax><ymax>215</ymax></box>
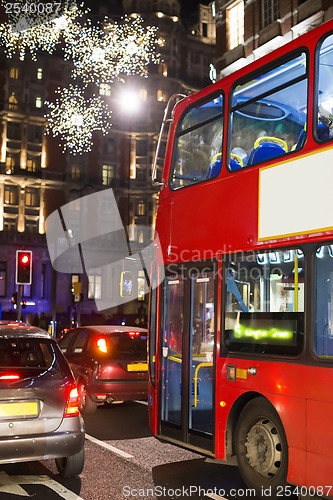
<box><xmin>160</xmin><ymin>267</ymin><xmax>216</xmax><ymax>452</ymax></box>
<box><xmin>189</xmin><ymin>271</ymin><xmax>215</xmax><ymax>436</ymax></box>
<box><xmin>160</xmin><ymin>274</ymin><xmax>184</xmax><ymax>430</ymax></box>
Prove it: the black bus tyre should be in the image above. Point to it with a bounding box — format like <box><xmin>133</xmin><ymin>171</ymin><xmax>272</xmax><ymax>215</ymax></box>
<box><xmin>78</xmin><ymin>381</ymin><xmax>97</xmax><ymax>415</ymax></box>
<box><xmin>235</xmin><ymin>397</ymin><xmax>288</xmax><ymax>495</ymax></box>
<box><xmin>55</xmin><ymin>448</ymin><xmax>85</xmax><ymax>477</ymax></box>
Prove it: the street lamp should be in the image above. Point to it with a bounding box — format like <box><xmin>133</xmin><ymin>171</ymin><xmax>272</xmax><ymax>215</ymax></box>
<box><xmin>118</xmin><ymin>88</ymin><xmax>142</xmax><ymax>235</ymax></box>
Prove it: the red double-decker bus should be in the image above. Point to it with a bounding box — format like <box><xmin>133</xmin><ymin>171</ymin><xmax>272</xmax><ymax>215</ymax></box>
<box><xmin>148</xmin><ymin>18</ymin><xmax>333</xmax><ymax>496</ymax></box>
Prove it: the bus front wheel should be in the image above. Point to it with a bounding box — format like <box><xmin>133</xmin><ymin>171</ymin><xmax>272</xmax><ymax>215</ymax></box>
<box><xmin>235</xmin><ymin>397</ymin><xmax>288</xmax><ymax>494</ymax></box>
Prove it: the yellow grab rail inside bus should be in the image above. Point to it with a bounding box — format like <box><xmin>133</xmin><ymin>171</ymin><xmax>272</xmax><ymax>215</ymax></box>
<box><xmin>193</xmin><ymin>362</ymin><xmax>213</xmax><ymax>408</ymax></box>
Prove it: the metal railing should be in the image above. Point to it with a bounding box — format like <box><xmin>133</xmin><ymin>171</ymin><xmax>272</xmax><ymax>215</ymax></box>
<box><xmin>151</xmin><ymin>93</ymin><xmax>186</xmax><ymax>188</ymax></box>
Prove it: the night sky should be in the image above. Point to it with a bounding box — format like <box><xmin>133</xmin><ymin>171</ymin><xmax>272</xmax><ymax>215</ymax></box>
<box><xmin>179</xmin><ymin>0</ymin><xmax>201</xmax><ymax>18</ymax></box>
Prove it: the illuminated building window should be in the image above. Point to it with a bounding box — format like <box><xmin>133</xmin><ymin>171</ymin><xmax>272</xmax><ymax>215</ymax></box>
<box><xmin>137</xmin><ymin>271</ymin><xmax>145</xmax><ymax>301</ymax></box>
<box><xmin>26</xmin><ymin>156</ymin><xmax>40</xmax><ymax>172</ymax></box>
<box><xmin>35</xmin><ymin>96</ymin><xmax>42</xmax><ymax>108</ymax></box>
<box><xmin>137</xmin><ymin>200</ymin><xmax>146</xmax><ymax>216</ymax></box>
<box><xmin>9</xmin><ymin>67</ymin><xmax>19</xmax><ymax>79</ymax></box>
<box><xmin>37</xmin><ymin>68</ymin><xmax>43</xmax><ymax>80</ymax></box>
<box><xmin>4</xmin><ymin>185</ymin><xmax>18</xmax><ymax>205</ymax></box>
<box><xmin>102</xmin><ymin>164</ymin><xmax>114</xmax><ymax>185</ymax></box>
<box><xmin>159</xmin><ymin>62</ymin><xmax>168</xmax><ymax>77</ymax></box>
<box><xmin>157</xmin><ymin>89</ymin><xmax>168</xmax><ymax>102</ymax></box>
<box><xmin>71</xmin><ymin>165</ymin><xmax>81</xmax><ymax>180</ymax></box>
<box><xmin>0</xmin><ymin>262</ymin><xmax>6</xmax><ymax>297</ymax></box>
<box><xmin>138</xmin><ymin>230</ymin><xmax>144</xmax><ymax>244</ymax></box>
<box><xmin>25</xmin><ymin>187</ymin><xmax>39</xmax><ymax>207</ymax></box>
<box><xmin>71</xmin><ymin>274</ymin><xmax>79</xmax><ymax>294</ymax></box>
<box><xmin>139</xmin><ymin>88</ymin><xmax>147</xmax><ymax>101</ymax></box>
<box><xmin>227</xmin><ymin>0</ymin><xmax>244</xmax><ymax>50</ymax></box>
<box><xmin>5</xmin><ymin>154</ymin><xmax>19</xmax><ymax>173</ymax></box>
<box><xmin>88</xmin><ymin>273</ymin><xmax>102</xmax><ymax>299</ymax></box>
<box><xmin>99</xmin><ymin>83</ymin><xmax>111</xmax><ymax>96</ymax></box>
<box><xmin>9</xmin><ymin>92</ymin><xmax>18</xmax><ymax>110</ymax></box>
<box><xmin>262</xmin><ymin>0</ymin><xmax>279</xmax><ymax>27</ymax></box>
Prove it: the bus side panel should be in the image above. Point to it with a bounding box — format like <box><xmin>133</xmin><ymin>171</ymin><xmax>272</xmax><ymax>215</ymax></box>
<box><xmin>287</xmin><ymin>448</ymin><xmax>306</xmax><ymax>488</ymax></box>
<box><xmin>148</xmin><ymin>385</ymin><xmax>158</xmax><ymax>435</ymax></box>
<box><xmin>215</xmin><ymin>358</ymin><xmax>307</xmax><ymax>482</ymax></box>
<box><xmin>306</xmin><ymin>399</ymin><xmax>333</xmax><ymax>489</ymax></box>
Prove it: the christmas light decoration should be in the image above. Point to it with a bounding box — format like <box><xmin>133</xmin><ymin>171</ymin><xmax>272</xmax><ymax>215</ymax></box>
<box><xmin>45</xmin><ymin>85</ymin><xmax>112</xmax><ymax>155</ymax></box>
<box><xmin>0</xmin><ymin>0</ymin><xmax>84</xmax><ymax>60</ymax></box>
<box><xmin>63</xmin><ymin>15</ymin><xmax>161</xmax><ymax>85</ymax></box>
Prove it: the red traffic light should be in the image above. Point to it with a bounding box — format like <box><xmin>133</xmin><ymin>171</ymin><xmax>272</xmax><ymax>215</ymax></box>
<box><xmin>21</xmin><ymin>254</ymin><xmax>30</xmax><ymax>265</ymax></box>
<box><xmin>16</xmin><ymin>250</ymin><xmax>32</xmax><ymax>285</ymax></box>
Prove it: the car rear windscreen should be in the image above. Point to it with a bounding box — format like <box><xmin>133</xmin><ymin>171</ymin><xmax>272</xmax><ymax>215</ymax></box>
<box><xmin>97</xmin><ymin>332</ymin><xmax>147</xmax><ymax>359</ymax></box>
<box><xmin>0</xmin><ymin>338</ymin><xmax>70</xmax><ymax>375</ymax></box>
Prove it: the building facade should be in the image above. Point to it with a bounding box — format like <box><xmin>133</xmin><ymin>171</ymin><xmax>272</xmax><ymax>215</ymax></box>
<box><xmin>215</xmin><ymin>0</ymin><xmax>333</xmax><ymax>78</ymax></box>
<box><xmin>0</xmin><ymin>0</ymin><xmax>215</xmax><ymax>332</ymax></box>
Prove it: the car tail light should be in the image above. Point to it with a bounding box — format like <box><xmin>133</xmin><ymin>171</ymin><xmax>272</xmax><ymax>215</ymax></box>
<box><xmin>64</xmin><ymin>387</ymin><xmax>79</xmax><ymax>417</ymax></box>
<box><xmin>128</xmin><ymin>331</ymin><xmax>140</xmax><ymax>337</ymax></box>
<box><xmin>0</xmin><ymin>374</ymin><xmax>20</xmax><ymax>381</ymax></box>
<box><xmin>97</xmin><ymin>338</ymin><xmax>107</xmax><ymax>353</ymax></box>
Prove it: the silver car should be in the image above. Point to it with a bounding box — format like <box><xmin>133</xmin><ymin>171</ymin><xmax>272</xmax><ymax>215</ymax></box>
<box><xmin>0</xmin><ymin>325</ymin><xmax>84</xmax><ymax>476</ymax></box>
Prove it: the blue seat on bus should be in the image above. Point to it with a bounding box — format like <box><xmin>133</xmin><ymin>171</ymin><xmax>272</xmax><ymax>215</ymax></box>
<box><xmin>206</xmin><ymin>153</ymin><xmax>222</xmax><ymax>178</ymax></box>
<box><xmin>295</xmin><ymin>128</ymin><xmax>307</xmax><ymax>149</ymax></box>
<box><xmin>317</xmin><ymin>121</ymin><xmax>330</xmax><ymax>141</ymax></box>
<box><xmin>247</xmin><ymin>137</ymin><xmax>288</xmax><ymax>165</ymax></box>
<box><xmin>229</xmin><ymin>153</ymin><xmax>243</xmax><ymax>171</ymax></box>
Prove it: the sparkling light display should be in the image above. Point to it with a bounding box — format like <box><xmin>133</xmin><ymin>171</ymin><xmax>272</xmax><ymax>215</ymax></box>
<box><xmin>0</xmin><ymin>1</ymin><xmax>161</xmax><ymax>153</ymax></box>
<box><xmin>0</xmin><ymin>0</ymin><xmax>84</xmax><ymax>60</ymax></box>
<box><xmin>63</xmin><ymin>15</ymin><xmax>161</xmax><ymax>85</ymax></box>
<box><xmin>45</xmin><ymin>85</ymin><xmax>112</xmax><ymax>155</ymax></box>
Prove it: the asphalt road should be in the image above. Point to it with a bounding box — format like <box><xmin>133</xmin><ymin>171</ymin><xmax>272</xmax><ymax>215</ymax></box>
<box><xmin>0</xmin><ymin>401</ymin><xmax>301</xmax><ymax>500</ymax></box>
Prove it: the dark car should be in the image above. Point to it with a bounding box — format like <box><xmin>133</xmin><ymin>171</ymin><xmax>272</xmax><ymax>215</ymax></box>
<box><xmin>0</xmin><ymin>325</ymin><xmax>84</xmax><ymax>476</ymax></box>
<box><xmin>58</xmin><ymin>326</ymin><xmax>148</xmax><ymax>414</ymax></box>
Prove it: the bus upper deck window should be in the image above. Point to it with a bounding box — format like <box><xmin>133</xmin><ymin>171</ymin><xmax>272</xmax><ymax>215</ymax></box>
<box><xmin>229</xmin><ymin>52</ymin><xmax>308</xmax><ymax>170</ymax></box>
<box><xmin>316</xmin><ymin>34</ymin><xmax>333</xmax><ymax>142</ymax></box>
<box><xmin>170</xmin><ymin>94</ymin><xmax>224</xmax><ymax>190</ymax></box>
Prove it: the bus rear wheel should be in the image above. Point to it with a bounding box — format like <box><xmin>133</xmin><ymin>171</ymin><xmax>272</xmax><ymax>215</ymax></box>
<box><xmin>235</xmin><ymin>397</ymin><xmax>288</xmax><ymax>494</ymax></box>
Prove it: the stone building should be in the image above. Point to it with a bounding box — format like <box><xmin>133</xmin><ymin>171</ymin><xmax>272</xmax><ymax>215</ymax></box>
<box><xmin>0</xmin><ymin>0</ymin><xmax>215</xmax><ymax>332</ymax></box>
<box><xmin>215</xmin><ymin>0</ymin><xmax>333</xmax><ymax>78</ymax></box>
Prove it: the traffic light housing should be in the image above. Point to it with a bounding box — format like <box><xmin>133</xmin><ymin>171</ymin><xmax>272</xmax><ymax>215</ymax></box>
<box><xmin>16</xmin><ymin>250</ymin><xmax>32</xmax><ymax>285</ymax></box>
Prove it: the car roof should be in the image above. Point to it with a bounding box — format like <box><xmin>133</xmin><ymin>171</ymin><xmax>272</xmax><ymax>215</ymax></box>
<box><xmin>0</xmin><ymin>325</ymin><xmax>51</xmax><ymax>339</ymax></box>
<box><xmin>73</xmin><ymin>325</ymin><xmax>147</xmax><ymax>334</ymax></box>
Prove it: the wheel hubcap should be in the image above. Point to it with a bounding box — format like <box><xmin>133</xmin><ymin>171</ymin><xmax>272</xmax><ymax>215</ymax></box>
<box><xmin>245</xmin><ymin>418</ymin><xmax>282</xmax><ymax>478</ymax></box>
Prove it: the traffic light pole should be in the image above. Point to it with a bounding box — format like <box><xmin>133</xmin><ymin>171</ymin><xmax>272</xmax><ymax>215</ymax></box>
<box><xmin>17</xmin><ymin>284</ymin><xmax>22</xmax><ymax>322</ymax></box>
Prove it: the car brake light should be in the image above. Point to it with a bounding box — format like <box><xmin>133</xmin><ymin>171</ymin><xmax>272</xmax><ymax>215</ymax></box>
<box><xmin>64</xmin><ymin>387</ymin><xmax>80</xmax><ymax>417</ymax></box>
<box><xmin>128</xmin><ymin>331</ymin><xmax>140</xmax><ymax>337</ymax></box>
<box><xmin>0</xmin><ymin>374</ymin><xmax>20</xmax><ymax>381</ymax></box>
<box><xmin>97</xmin><ymin>338</ymin><xmax>107</xmax><ymax>353</ymax></box>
